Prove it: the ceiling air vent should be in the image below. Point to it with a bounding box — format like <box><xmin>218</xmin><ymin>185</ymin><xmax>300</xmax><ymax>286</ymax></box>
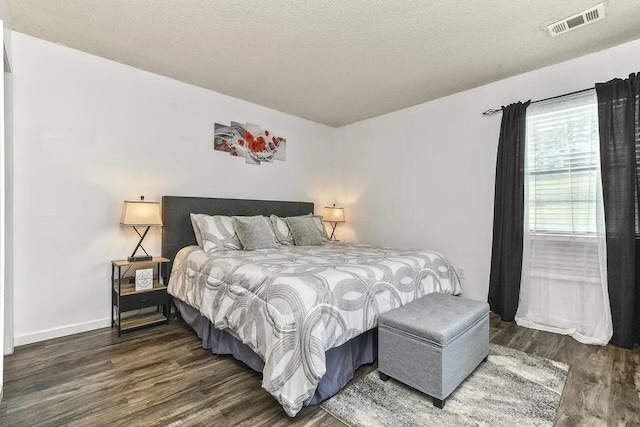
<box><xmin>547</xmin><ymin>3</ymin><xmax>606</xmax><ymax>36</ymax></box>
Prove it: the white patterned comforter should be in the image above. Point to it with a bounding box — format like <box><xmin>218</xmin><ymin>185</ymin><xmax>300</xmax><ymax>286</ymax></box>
<box><xmin>168</xmin><ymin>243</ymin><xmax>462</xmax><ymax>416</ymax></box>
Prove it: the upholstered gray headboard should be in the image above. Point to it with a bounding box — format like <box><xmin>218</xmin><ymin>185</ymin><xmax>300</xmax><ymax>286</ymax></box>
<box><xmin>161</xmin><ymin>196</ymin><xmax>314</xmax><ymax>281</ymax></box>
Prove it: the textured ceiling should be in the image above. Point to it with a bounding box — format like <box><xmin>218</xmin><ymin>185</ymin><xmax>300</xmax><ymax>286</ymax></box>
<box><xmin>7</xmin><ymin>1</ymin><xmax>640</xmax><ymax>127</ymax></box>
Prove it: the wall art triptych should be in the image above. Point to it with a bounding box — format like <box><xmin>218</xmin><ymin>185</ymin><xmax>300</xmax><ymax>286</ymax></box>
<box><xmin>213</xmin><ymin>121</ymin><xmax>286</xmax><ymax>165</ymax></box>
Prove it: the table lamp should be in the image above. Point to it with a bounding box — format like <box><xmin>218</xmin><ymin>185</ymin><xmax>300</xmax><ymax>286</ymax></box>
<box><xmin>120</xmin><ymin>196</ymin><xmax>163</xmax><ymax>262</ymax></box>
<box><xmin>322</xmin><ymin>204</ymin><xmax>345</xmax><ymax>241</ymax></box>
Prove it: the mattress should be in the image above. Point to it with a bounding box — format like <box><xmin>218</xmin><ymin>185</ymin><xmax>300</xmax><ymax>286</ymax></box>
<box><xmin>168</xmin><ymin>242</ymin><xmax>462</xmax><ymax>416</ymax></box>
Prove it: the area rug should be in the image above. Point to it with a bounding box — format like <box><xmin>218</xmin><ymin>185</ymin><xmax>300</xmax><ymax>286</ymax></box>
<box><xmin>320</xmin><ymin>344</ymin><xmax>568</xmax><ymax>427</ymax></box>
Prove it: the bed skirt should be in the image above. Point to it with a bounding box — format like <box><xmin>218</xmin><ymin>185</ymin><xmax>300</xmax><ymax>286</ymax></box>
<box><xmin>173</xmin><ymin>298</ymin><xmax>377</xmax><ymax>405</ymax></box>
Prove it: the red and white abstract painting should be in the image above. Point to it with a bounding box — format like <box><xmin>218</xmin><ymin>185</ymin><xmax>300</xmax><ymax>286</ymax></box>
<box><xmin>214</xmin><ymin>121</ymin><xmax>286</xmax><ymax>165</ymax></box>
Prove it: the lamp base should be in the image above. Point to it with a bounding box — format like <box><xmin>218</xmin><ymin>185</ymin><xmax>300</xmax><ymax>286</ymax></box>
<box><xmin>328</xmin><ymin>222</ymin><xmax>339</xmax><ymax>241</ymax></box>
<box><xmin>128</xmin><ymin>255</ymin><xmax>153</xmax><ymax>262</ymax></box>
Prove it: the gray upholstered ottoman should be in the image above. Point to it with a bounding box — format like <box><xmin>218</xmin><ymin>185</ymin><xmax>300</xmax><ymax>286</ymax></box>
<box><xmin>378</xmin><ymin>292</ymin><xmax>489</xmax><ymax>408</ymax></box>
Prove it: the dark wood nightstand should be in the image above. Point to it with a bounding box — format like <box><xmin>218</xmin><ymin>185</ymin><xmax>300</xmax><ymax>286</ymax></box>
<box><xmin>111</xmin><ymin>257</ymin><xmax>170</xmax><ymax>336</ymax></box>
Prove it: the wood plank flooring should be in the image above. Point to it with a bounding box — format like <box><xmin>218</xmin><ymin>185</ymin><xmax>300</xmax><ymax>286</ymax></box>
<box><xmin>1</xmin><ymin>314</ymin><xmax>638</xmax><ymax>426</ymax></box>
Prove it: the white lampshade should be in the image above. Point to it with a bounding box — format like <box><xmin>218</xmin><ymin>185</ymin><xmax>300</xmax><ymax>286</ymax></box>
<box><xmin>120</xmin><ymin>200</ymin><xmax>163</xmax><ymax>226</ymax></box>
<box><xmin>323</xmin><ymin>205</ymin><xmax>345</xmax><ymax>223</ymax></box>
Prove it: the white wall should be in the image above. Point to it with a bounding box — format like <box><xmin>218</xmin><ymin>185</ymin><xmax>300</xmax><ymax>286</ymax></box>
<box><xmin>11</xmin><ymin>29</ymin><xmax>640</xmax><ymax>345</ymax></box>
<box><xmin>2</xmin><ymin>15</ymin><xmax>13</xmax><ymax>361</ymax></box>
<box><xmin>11</xmin><ymin>32</ymin><xmax>338</xmax><ymax>345</ymax></box>
<box><xmin>3</xmin><ymin>40</ymin><xmax>12</xmax><ymax>359</ymax></box>
<box><xmin>0</xmin><ymin>0</ymin><xmax>10</xmax><ymax>402</ymax></box>
<box><xmin>336</xmin><ymin>37</ymin><xmax>640</xmax><ymax>303</ymax></box>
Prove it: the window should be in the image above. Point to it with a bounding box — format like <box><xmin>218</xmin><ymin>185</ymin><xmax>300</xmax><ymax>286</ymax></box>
<box><xmin>516</xmin><ymin>89</ymin><xmax>612</xmax><ymax>345</ymax></box>
<box><xmin>525</xmin><ymin>91</ymin><xmax>600</xmax><ymax>235</ymax></box>
<box><xmin>523</xmin><ymin>90</ymin><xmax>603</xmax><ymax>282</ymax></box>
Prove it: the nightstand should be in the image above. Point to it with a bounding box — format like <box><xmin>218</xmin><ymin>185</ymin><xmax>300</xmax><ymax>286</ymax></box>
<box><xmin>111</xmin><ymin>257</ymin><xmax>170</xmax><ymax>336</ymax></box>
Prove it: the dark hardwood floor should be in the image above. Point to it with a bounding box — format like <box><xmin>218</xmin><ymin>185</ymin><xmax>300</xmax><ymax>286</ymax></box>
<box><xmin>1</xmin><ymin>314</ymin><xmax>638</xmax><ymax>426</ymax></box>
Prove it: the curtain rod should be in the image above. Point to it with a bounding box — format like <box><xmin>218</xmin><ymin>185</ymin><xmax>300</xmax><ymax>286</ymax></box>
<box><xmin>482</xmin><ymin>87</ymin><xmax>594</xmax><ymax>116</ymax></box>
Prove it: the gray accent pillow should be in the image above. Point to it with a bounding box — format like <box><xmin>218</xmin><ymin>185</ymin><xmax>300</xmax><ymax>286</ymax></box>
<box><xmin>286</xmin><ymin>217</ymin><xmax>324</xmax><ymax>246</ymax></box>
<box><xmin>287</xmin><ymin>214</ymin><xmax>329</xmax><ymax>241</ymax></box>
<box><xmin>232</xmin><ymin>216</ymin><xmax>278</xmax><ymax>250</ymax></box>
<box><xmin>310</xmin><ymin>215</ymin><xmax>330</xmax><ymax>240</ymax></box>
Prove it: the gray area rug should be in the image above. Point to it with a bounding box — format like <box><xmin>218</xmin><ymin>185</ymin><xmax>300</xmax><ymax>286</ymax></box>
<box><xmin>321</xmin><ymin>344</ymin><xmax>568</xmax><ymax>427</ymax></box>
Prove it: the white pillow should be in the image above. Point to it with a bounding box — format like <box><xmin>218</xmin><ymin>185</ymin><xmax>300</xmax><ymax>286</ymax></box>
<box><xmin>190</xmin><ymin>213</ymin><xmax>242</xmax><ymax>252</ymax></box>
<box><xmin>270</xmin><ymin>215</ymin><xmax>295</xmax><ymax>245</ymax></box>
<box><xmin>190</xmin><ymin>213</ymin><xmax>204</xmax><ymax>247</ymax></box>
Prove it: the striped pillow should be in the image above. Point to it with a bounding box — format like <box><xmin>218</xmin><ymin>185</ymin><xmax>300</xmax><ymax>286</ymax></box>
<box><xmin>190</xmin><ymin>213</ymin><xmax>242</xmax><ymax>252</ymax></box>
<box><xmin>270</xmin><ymin>215</ymin><xmax>295</xmax><ymax>245</ymax></box>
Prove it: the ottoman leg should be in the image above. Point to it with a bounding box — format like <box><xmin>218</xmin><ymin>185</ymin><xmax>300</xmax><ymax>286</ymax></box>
<box><xmin>379</xmin><ymin>372</ymin><xmax>390</xmax><ymax>381</ymax></box>
<box><xmin>433</xmin><ymin>397</ymin><xmax>445</xmax><ymax>409</ymax></box>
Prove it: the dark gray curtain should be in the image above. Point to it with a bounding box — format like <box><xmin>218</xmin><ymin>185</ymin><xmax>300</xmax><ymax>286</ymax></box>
<box><xmin>488</xmin><ymin>101</ymin><xmax>530</xmax><ymax>321</ymax></box>
<box><xmin>596</xmin><ymin>72</ymin><xmax>640</xmax><ymax>349</ymax></box>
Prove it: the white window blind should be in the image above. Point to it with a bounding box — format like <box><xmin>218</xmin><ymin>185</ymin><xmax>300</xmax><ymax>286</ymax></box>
<box><xmin>525</xmin><ymin>92</ymin><xmax>600</xmax><ymax>234</ymax></box>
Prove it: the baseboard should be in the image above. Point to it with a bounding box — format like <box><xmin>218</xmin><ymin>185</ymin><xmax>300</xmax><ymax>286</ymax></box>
<box><xmin>14</xmin><ymin>317</ymin><xmax>111</xmax><ymax>347</ymax></box>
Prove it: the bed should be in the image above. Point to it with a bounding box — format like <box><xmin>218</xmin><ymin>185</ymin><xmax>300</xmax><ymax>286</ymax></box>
<box><xmin>162</xmin><ymin>196</ymin><xmax>462</xmax><ymax>416</ymax></box>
